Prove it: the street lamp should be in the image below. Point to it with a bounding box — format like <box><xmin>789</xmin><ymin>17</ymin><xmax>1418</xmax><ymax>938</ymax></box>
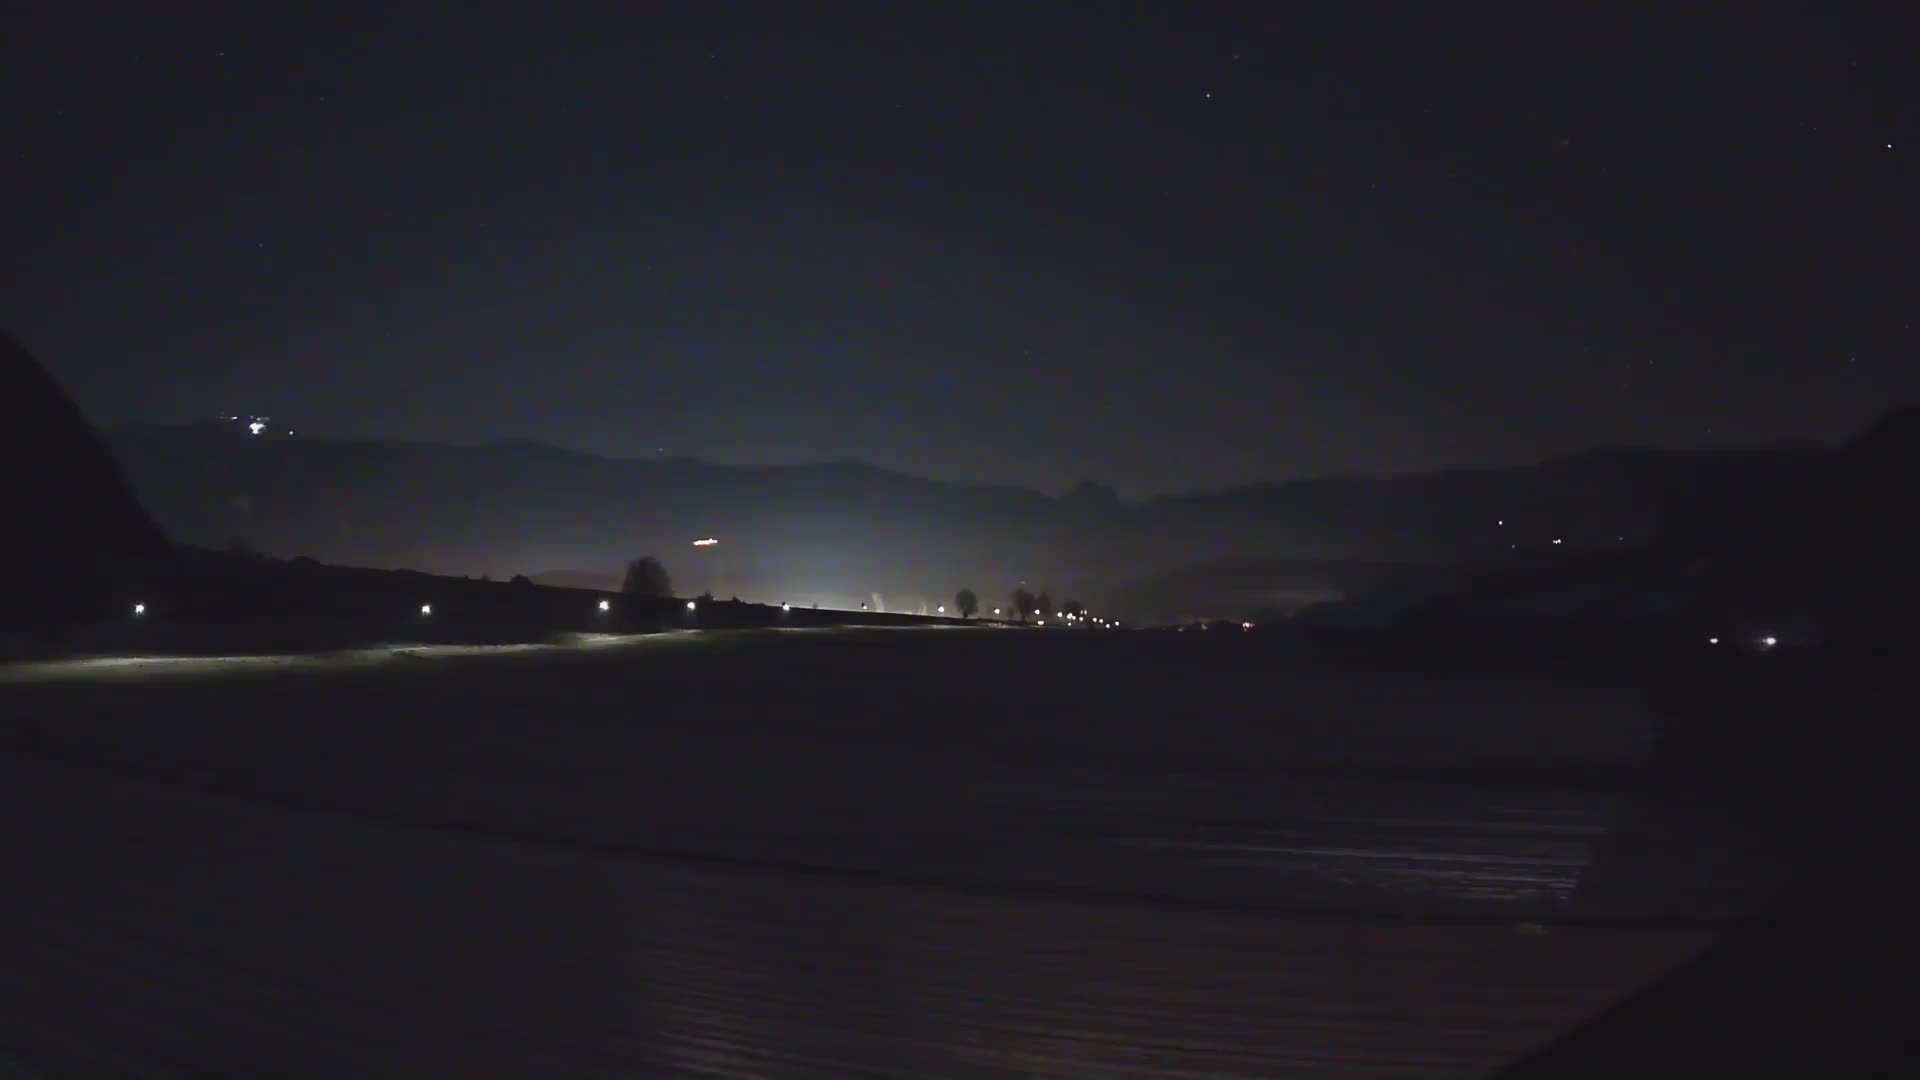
<box><xmin>598</xmin><ymin>599</ymin><xmax>611</xmax><ymax>612</ymax></box>
<box><xmin>132</xmin><ymin>602</ymin><xmax>146</xmax><ymax>617</ymax></box>
<box><xmin>419</xmin><ymin>603</ymin><xmax>432</xmax><ymax>616</ymax></box>
<box><xmin>686</xmin><ymin>600</ymin><xmax>698</xmax><ymax>611</ymax></box>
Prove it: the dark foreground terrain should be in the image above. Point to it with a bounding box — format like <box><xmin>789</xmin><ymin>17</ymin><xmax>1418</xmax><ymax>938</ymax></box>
<box><xmin>0</xmin><ymin>628</ymin><xmax>1907</xmax><ymax>1076</ymax></box>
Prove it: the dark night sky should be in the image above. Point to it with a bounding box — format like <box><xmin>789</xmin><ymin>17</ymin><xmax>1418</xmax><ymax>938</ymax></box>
<box><xmin>6</xmin><ymin>2</ymin><xmax>1916</xmax><ymax>495</ymax></box>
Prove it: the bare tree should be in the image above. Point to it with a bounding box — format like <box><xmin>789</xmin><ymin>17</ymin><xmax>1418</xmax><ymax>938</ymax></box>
<box><xmin>955</xmin><ymin>588</ymin><xmax>979</xmax><ymax>620</ymax></box>
<box><xmin>621</xmin><ymin>555</ymin><xmax>672</xmax><ymax>597</ymax></box>
<box><xmin>1036</xmin><ymin>592</ymin><xmax>1054</xmax><ymax>620</ymax></box>
<box><xmin>1009</xmin><ymin>587</ymin><xmax>1036</xmax><ymax>624</ymax></box>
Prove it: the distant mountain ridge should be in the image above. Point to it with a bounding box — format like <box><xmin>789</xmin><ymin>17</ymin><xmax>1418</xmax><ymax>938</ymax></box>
<box><xmin>103</xmin><ymin>421</ymin><xmax>1829</xmax><ymax>618</ymax></box>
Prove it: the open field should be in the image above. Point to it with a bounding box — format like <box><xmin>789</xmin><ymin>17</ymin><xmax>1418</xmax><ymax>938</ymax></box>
<box><xmin>0</xmin><ymin>628</ymin><xmax>1907</xmax><ymax>1076</ymax></box>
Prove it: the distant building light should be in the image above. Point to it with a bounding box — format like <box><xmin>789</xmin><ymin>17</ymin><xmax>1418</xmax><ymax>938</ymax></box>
<box><xmin>1242</xmin><ymin>621</ymin><xmax>1254</xmax><ymax>630</ymax></box>
<box><xmin>686</xmin><ymin>600</ymin><xmax>697</xmax><ymax>611</ymax></box>
<box><xmin>1709</xmin><ymin>636</ymin><xmax>1720</xmax><ymax>645</ymax></box>
<box><xmin>419</xmin><ymin>603</ymin><xmax>432</xmax><ymax>615</ymax></box>
<box><xmin>992</xmin><ymin>607</ymin><xmax>1002</xmax><ymax>616</ymax></box>
<box><xmin>1498</xmin><ymin>519</ymin><xmax>1504</xmax><ymax>526</ymax></box>
<box><xmin>781</xmin><ymin>602</ymin><xmax>790</xmax><ymax>611</ymax></box>
<box><xmin>1037</xmin><ymin>619</ymin><xmax>1045</xmax><ymax>625</ymax></box>
<box><xmin>1551</xmin><ymin>538</ymin><xmax>1564</xmax><ymax>545</ymax></box>
<box><xmin>692</xmin><ymin>537</ymin><xmax>718</xmax><ymax>547</ymax></box>
<box><xmin>597</xmin><ymin>599</ymin><xmax>611</xmax><ymax>612</ymax></box>
<box><xmin>132</xmin><ymin>602</ymin><xmax>146</xmax><ymax>616</ymax></box>
<box><xmin>248</xmin><ymin>421</ymin><xmax>265</xmax><ymax>436</ymax></box>
<box><xmin>1761</xmin><ymin>635</ymin><xmax>1778</xmax><ymax>648</ymax></box>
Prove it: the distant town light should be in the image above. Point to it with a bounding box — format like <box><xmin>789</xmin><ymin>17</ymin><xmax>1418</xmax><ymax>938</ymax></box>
<box><xmin>1709</xmin><ymin>636</ymin><xmax>1720</xmax><ymax>645</ymax></box>
<box><xmin>1037</xmin><ymin>619</ymin><xmax>1045</xmax><ymax>626</ymax></box>
<box><xmin>937</xmin><ymin>605</ymin><xmax>945</xmax><ymax>613</ymax></box>
<box><xmin>132</xmin><ymin>602</ymin><xmax>146</xmax><ymax>616</ymax></box>
<box><xmin>419</xmin><ymin>603</ymin><xmax>432</xmax><ymax>615</ymax></box>
<box><xmin>781</xmin><ymin>602</ymin><xmax>790</xmax><ymax>612</ymax></box>
<box><xmin>248</xmin><ymin>421</ymin><xmax>265</xmax><ymax>436</ymax></box>
<box><xmin>597</xmin><ymin>599</ymin><xmax>611</xmax><ymax>612</ymax></box>
<box><xmin>1242</xmin><ymin>621</ymin><xmax>1254</xmax><ymax>630</ymax></box>
<box><xmin>686</xmin><ymin>600</ymin><xmax>697</xmax><ymax>611</ymax></box>
<box><xmin>1551</xmin><ymin>538</ymin><xmax>1564</xmax><ymax>545</ymax></box>
<box><xmin>692</xmin><ymin>537</ymin><xmax>719</xmax><ymax>547</ymax></box>
<box><xmin>1762</xmin><ymin>635</ymin><xmax>1778</xmax><ymax>648</ymax></box>
<box><xmin>992</xmin><ymin>607</ymin><xmax>1002</xmax><ymax>616</ymax></box>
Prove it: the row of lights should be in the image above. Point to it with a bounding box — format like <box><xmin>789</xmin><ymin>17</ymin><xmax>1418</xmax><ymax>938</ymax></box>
<box><xmin>130</xmin><ymin>597</ymin><xmax>798</xmax><ymax>619</ymax></box>
<box><xmin>1709</xmin><ymin>635</ymin><xmax>1778</xmax><ymax>649</ymax></box>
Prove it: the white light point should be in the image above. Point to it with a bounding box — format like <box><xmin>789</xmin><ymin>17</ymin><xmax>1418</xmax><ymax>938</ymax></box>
<box><xmin>597</xmin><ymin>599</ymin><xmax>611</xmax><ymax>612</ymax></box>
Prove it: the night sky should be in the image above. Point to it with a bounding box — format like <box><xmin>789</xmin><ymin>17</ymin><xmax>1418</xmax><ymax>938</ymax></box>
<box><xmin>7</xmin><ymin>3</ymin><xmax>1916</xmax><ymax>496</ymax></box>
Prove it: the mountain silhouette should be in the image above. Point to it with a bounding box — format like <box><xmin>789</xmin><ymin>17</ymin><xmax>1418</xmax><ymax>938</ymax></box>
<box><xmin>0</xmin><ymin>330</ymin><xmax>167</xmax><ymax>551</ymax></box>
<box><xmin>103</xmin><ymin>422</ymin><xmax>1824</xmax><ymax>615</ymax></box>
<box><xmin>1702</xmin><ymin>403</ymin><xmax>1920</xmax><ymax>639</ymax></box>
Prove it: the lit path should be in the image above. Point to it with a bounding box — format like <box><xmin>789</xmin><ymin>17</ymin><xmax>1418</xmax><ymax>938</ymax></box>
<box><xmin>0</xmin><ymin>754</ymin><xmax>1706</xmax><ymax>1078</ymax></box>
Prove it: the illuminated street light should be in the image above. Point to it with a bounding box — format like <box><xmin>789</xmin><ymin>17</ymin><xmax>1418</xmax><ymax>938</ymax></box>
<box><xmin>937</xmin><ymin>605</ymin><xmax>946</xmax><ymax>613</ymax></box>
<box><xmin>132</xmin><ymin>603</ymin><xmax>146</xmax><ymax>617</ymax></box>
<box><xmin>419</xmin><ymin>603</ymin><xmax>432</xmax><ymax>616</ymax></box>
<box><xmin>781</xmin><ymin>602</ymin><xmax>791</xmax><ymax>611</ymax></box>
<box><xmin>1761</xmin><ymin>635</ymin><xmax>1778</xmax><ymax>648</ymax></box>
<box><xmin>597</xmin><ymin>599</ymin><xmax>611</xmax><ymax>612</ymax></box>
<box><xmin>992</xmin><ymin>607</ymin><xmax>1001</xmax><ymax>616</ymax></box>
<box><xmin>1709</xmin><ymin>636</ymin><xmax>1720</xmax><ymax>645</ymax></box>
<box><xmin>692</xmin><ymin>537</ymin><xmax>718</xmax><ymax>547</ymax></box>
<box><xmin>1037</xmin><ymin>619</ymin><xmax>1045</xmax><ymax>626</ymax></box>
<box><xmin>686</xmin><ymin>600</ymin><xmax>698</xmax><ymax>611</ymax></box>
<box><xmin>1242</xmin><ymin>621</ymin><xmax>1254</xmax><ymax>630</ymax></box>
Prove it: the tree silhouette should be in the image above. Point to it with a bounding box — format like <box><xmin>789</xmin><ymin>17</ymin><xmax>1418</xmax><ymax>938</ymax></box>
<box><xmin>955</xmin><ymin>588</ymin><xmax>979</xmax><ymax>620</ymax></box>
<box><xmin>621</xmin><ymin>556</ymin><xmax>673</xmax><ymax>597</ymax></box>
<box><xmin>1036</xmin><ymin>592</ymin><xmax>1054</xmax><ymax>619</ymax></box>
<box><xmin>1010</xmin><ymin>587</ymin><xmax>1036</xmax><ymax>624</ymax></box>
